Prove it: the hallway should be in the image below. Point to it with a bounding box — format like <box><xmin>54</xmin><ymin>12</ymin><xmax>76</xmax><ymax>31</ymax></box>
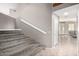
<box><xmin>36</xmin><ymin>37</ymin><xmax>78</xmax><ymax>56</ymax></box>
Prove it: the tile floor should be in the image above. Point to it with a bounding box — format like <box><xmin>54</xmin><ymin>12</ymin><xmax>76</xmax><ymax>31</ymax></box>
<box><xmin>36</xmin><ymin>35</ymin><xmax>79</xmax><ymax>56</ymax></box>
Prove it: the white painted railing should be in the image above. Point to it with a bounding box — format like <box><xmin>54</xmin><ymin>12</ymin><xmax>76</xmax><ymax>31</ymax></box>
<box><xmin>18</xmin><ymin>17</ymin><xmax>47</xmax><ymax>34</ymax></box>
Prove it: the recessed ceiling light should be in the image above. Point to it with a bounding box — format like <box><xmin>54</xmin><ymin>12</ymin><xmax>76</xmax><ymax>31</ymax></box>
<box><xmin>64</xmin><ymin>12</ymin><xmax>68</xmax><ymax>16</ymax></box>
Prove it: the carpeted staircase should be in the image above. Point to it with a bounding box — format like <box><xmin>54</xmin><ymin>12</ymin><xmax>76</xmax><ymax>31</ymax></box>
<box><xmin>0</xmin><ymin>30</ymin><xmax>44</xmax><ymax>56</ymax></box>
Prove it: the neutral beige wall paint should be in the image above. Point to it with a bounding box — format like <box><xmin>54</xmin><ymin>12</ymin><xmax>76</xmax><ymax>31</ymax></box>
<box><xmin>15</xmin><ymin>3</ymin><xmax>52</xmax><ymax>47</ymax></box>
<box><xmin>0</xmin><ymin>3</ymin><xmax>17</xmax><ymax>15</ymax></box>
<box><xmin>0</xmin><ymin>3</ymin><xmax>18</xmax><ymax>29</ymax></box>
<box><xmin>0</xmin><ymin>13</ymin><xmax>15</xmax><ymax>29</ymax></box>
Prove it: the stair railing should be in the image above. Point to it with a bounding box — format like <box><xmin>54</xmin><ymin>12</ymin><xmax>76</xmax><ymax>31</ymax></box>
<box><xmin>18</xmin><ymin>17</ymin><xmax>47</xmax><ymax>34</ymax></box>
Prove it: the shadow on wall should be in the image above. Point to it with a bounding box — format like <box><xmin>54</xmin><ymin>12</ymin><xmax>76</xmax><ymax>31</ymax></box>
<box><xmin>0</xmin><ymin>13</ymin><xmax>16</xmax><ymax>29</ymax></box>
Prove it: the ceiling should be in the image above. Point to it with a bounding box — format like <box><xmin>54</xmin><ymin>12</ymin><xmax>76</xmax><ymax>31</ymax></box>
<box><xmin>54</xmin><ymin>4</ymin><xmax>79</xmax><ymax>19</ymax></box>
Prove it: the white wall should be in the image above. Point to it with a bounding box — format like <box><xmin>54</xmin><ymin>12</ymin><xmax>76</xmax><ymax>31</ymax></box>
<box><xmin>59</xmin><ymin>17</ymin><xmax>77</xmax><ymax>22</ymax></box>
<box><xmin>77</xmin><ymin>7</ymin><xmax>79</xmax><ymax>55</ymax></box>
<box><xmin>15</xmin><ymin>3</ymin><xmax>52</xmax><ymax>47</ymax></box>
<box><xmin>0</xmin><ymin>3</ymin><xmax>18</xmax><ymax>29</ymax></box>
<box><xmin>0</xmin><ymin>3</ymin><xmax>17</xmax><ymax>15</ymax></box>
<box><xmin>0</xmin><ymin>13</ymin><xmax>15</xmax><ymax>29</ymax></box>
<box><xmin>52</xmin><ymin>14</ymin><xmax>59</xmax><ymax>47</ymax></box>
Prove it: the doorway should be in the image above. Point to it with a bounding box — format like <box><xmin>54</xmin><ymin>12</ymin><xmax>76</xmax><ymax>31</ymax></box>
<box><xmin>53</xmin><ymin>4</ymin><xmax>79</xmax><ymax>56</ymax></box>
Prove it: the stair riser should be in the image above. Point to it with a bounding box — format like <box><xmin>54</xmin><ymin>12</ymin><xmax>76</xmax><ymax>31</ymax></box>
<box><xmin>0</xmin><ymin>31</ymin><xmax>43</xmax><ymax>56</ymax></box>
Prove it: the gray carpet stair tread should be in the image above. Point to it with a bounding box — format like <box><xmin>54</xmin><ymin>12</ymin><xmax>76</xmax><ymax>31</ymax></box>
<box><xmin>0</xmin><ymin>31</ymin><xmax>44</xmax><ymax>56</ymax></box>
